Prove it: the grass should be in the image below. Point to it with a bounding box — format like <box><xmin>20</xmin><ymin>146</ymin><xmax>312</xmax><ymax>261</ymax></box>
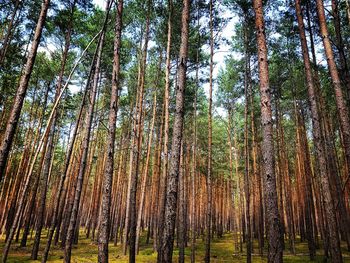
<box><xmin>1</xmin><ymin>230</ymin><xmax>350</xmax><ymax>262</ymax></box>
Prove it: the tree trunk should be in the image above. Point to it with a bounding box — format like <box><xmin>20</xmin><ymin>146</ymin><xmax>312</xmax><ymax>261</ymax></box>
<box><xmin>253</xmin><ymin>0</ymin><xmax>283</xmax><ymax>262</ymax></box>
<box><xmin>160</xmin><ymin>0</ymin><xmax>190</xmax><ymax>261</ymax></box>
<box><xmin>136</xmin><ymin>76</ymin><xmax>158</xmax><ymax>253</ymax></box>
<box><xmin>178</xmin><ymin>143</ymin><xmax>185</xmax><ymax>263</ymax></box>
<box><xmin>316</xmin><ymin>0</ymin><xmax>350</xmax><ymax>209</ymax></box>
<box><xmin>205</xmin><ymin>0</ymin><xmax>213</xmax><ymax>262</ymax></box>
<box><xmin>31</xmin><ymin>3</ymin><xmax>75</xmax><ymax>259</ymax></box>
<box><xmin>123</xmin><ymin>2</ymin><xmax>151</xmax><ymax>262</ymax></box>
<box><xmin>157</xmin><ymin>1</ymin><xmax>173</xmax><ymax>260</ymax></box>
<box><xmin>295</xmin><ymin>0</ymin><xmax>343</xmax><ymax>261</ymax></box>
<box><xmin>0</xmin><ymin>0</ymin><xmax>50</xmax><ymax>185</ymax></box>
<box><xmin>97</xmin><ymin>0</ymin><xmax>123</xmax><ymax>262</ymax></box>
<box><xmin>331</xmin><ymin>0</ymin><xmax>350</xmax><ymax>98</ymax></box>
<box><xmin>243</xmin><ymin>17</ymin><xmax>252</xmax><ymax>263</ymax></box>
<box><xmin>1</xmin><ymin>2</ymin><xmax>50</xmax><ymax>262</ymax></box>
<box><xmin>64</xmin><ymin>6</ymin><xmax>109</xmax><ymax>261</ymax></box>
<box><xmin>191</xmin><ymin>3</ymin><xmax>199</xmax><ymax>259</ymax></box>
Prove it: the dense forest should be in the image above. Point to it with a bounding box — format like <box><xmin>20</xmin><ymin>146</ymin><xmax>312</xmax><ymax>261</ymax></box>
<box><xmin>0</xmin><ymin>0</ymin><xmax>350</xmax><ymax>262</ymax></box>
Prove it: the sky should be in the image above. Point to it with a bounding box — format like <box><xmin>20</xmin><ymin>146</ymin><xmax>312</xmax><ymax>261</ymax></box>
<box><xmin>92</xmin><ymin>0</ymin><xmax>237</xmax><ymax>71</ymax></box>
<box><xmin>38</xmin><ymin>0</ymin><xmax>237</xmax><ymax>113</ymax></box>
<box><xmin>37</xmin><ymin>0</ymin><xmax>326</xmax><ymax>119</ymax></box>
<box><xmin>92</xmin><ymin>0</ymin><xmax>237</xmax><ymax>117</ymax></box>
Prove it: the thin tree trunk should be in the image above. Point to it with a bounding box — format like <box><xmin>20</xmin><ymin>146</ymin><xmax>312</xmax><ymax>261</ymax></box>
<box><xmin>205</xmin><ymin>0</ymin><xmax>213</xmax><ymax>262</ymax></box>
<box><xmin>243</xmin><ymin>17</ymin><xmax>252</xmax><ymax>263</ymax></box>
<box><xmin>191</xmin><ymin>3</ymin><xmax>199</xmax><ymax>259</ymax></box>
<box><xmin>136</xmin><ymin>82</ymin><xmax>158</xmax><ymax>253</ymax></box>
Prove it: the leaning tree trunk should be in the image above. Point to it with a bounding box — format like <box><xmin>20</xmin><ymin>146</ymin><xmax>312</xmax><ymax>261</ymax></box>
<box><xmin>31</xmin><ymin>3</ymin><xmax>75</xmax><ymax>259</ymax></box>
<box><xmin>160</xmin><ymin>0</ymin><xmax>190</xmax><ymax>262</ymax></box>
<box><xmin>253</xmin><ymin>0</ymin><xmax>283</xmax><ymax>262</ymax></box>
<box><xmin>0</xmin><ymin>0</ymin><xmax>50</xmax><ymax>186</ymax></box>
<box><xmin>320</xmin><ymin>0</ymin><xmax>350</xmax><ymax>169</ymax></box>
<box><xmin>42</xmin><ymin>49</ymin><xmax>96</xmax><ymax>263</ymax></box>
<box><xmin>295</xmin><ymin>0</ymin><xmax>343</xmax><ymax>261</ymax></box>
<box><xmin>1</xmin><ymin>2</ymin><xmax>50</xmax><ymax>262</ymax></box>
<box><xmin>2</xmin><ymin>24</ymin><xmax>97</xmax><ymax>258</ymax></box>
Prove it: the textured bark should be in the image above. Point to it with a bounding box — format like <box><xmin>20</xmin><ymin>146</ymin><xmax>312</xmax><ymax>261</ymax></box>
<box><xmin>317</xmin><ymin>0</ymin><xmax>350</xmax><ymax>258</ymax></box>
<box><xmin>295</xmin><ymin>0</ymin><xmax>342</xmax><ymax>261</ymax></box>
<box><xmin>157</xmin><ymin>1</ymin><xmax>172</xmax><ymax>260</ymax></box>
<box><xmin>0</xmin><ymin>0</ymin><xmax>49</xmax><ymax>185</ymax></box>
<box><xmin>253</xmin><ymin>0</ymin><xmax>283</xmax><ymax>262</ymax></box>
<box><xmin>316</xmin><ymin>0</ymin><xmax>350</xmax><ymax>195</ymax></box>
<box><xmin>97</xmin><ymin>1</ymin><xmax>123</xmax><ymax>262</ymax></box>
<box><xmin>160</xmin><ymin>0</ymin><xmax>190</xmax><ymax>261</ymax></box>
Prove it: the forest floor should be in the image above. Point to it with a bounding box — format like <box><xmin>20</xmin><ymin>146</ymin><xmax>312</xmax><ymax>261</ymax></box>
<box><xmin>1</xmin><ymin>231</ymin><xmax>350</xmax><ymax>262</ymax></box>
